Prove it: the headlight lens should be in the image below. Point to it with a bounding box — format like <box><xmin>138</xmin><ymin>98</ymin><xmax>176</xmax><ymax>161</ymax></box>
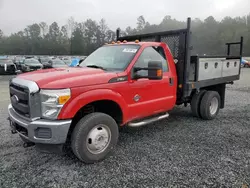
<box><xmin>40</xmin><ymin>89</ymin><xmax>71</xmax><ymax>119</ymax></box>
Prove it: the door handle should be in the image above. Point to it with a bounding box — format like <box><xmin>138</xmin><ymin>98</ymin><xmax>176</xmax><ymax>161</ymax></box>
<box><xmin>169</xmin><ymin>77</ymin><xmax>174</xmax><ymax>86</ymax></box>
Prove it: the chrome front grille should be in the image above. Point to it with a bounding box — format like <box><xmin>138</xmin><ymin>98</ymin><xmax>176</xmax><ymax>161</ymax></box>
<box><xmin>9</xmin><ymin>78</ymin><xmax>41</xmax><ymax>120</ymax></box>
<box><xmin>10</xmin><ymin>83</ymin><xmax>30</xmax><ymax>117</ymax></box>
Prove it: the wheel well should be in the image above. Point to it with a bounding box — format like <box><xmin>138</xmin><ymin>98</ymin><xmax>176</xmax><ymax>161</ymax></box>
<box><xmin>66</xmin><ymin>100</ymin><xmax>123</xmax><ymax>142</ymax></box>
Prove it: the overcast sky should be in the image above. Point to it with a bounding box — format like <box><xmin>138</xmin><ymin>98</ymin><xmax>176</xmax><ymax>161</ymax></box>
<box><xmin>0</xmin><ymin>0</ymin><xmax>249</xmax><ymax>35</ymax></box>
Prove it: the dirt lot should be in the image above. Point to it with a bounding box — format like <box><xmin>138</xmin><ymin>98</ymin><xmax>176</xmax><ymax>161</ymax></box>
<box><xmin>0</xmin><ymin>69</ymin><xmax>250</xmax><ymax>188</ymax></box>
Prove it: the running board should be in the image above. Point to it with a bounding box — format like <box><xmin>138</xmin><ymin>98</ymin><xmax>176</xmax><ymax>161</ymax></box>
<box><xmin>128</xmin><ymin>113</ymin><xmax>169</xmax><ymax>127</ymax></box>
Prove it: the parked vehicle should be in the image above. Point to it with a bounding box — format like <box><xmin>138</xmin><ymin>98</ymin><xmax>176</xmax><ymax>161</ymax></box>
<box><xmin>14</xmin><ymin>56</ymin><xmax>25</xmax><ymax>70</ymax></box>
<box><xmin>69</xmin><ymin>57</ymin><xmax>87</xmax><ymax>67</ymax></box>
<box><xmin>0</xmin><ymin>58</ymin><xmax>17</xmax><ymax>75</ymax></box>
<box><xmin>241</xmin><ymin>59</ymin><xmax>250</xmax><ymax>68</ymax></box>
<box><xmin>38</xmin><ymin>56</ymin><xmax>52</xmax><ymax>69</ymax></box>
<box><xmin>7</xmin><ymin>18</ymin><xmax>244</xmax><ymax>163</ymax></box>
<box><xmin>0</xmin><ymin>55</ymin><xmax>8</xmax><ymax>59</ymax></box>
<box><xmin>61</xmin><ymin>57</ymin><xmax>72</xmax><ymax>66</ymax></box>
<box><xmin>20</xmin><ymin>58</ymin><xmax>43</xmax><ymax>72</ymax></box>
<box><xmin>69</xmin><ymin>57</ymin><xmax>80</xmax><ymax>67</ymax></box>
<box><xmin>47</xmin><ymin>58</ymin><xmax>69</xmax><ymax>68</ymax></box>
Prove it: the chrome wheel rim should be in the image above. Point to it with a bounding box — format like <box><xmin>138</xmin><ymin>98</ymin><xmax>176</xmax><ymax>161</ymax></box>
<box><xmin>210</xmin><ymin>97</ymin><xmax>219</xmax><ymax>115</ymax></box>
<box><xmin>86</xmin><ymin>124</ymin><xmax>111</xmax><ymax>154</ymax></box>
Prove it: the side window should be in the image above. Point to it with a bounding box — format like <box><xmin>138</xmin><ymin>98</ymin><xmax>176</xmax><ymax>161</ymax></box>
<box><xmin>134</xmin><ymin>46</ymin><xmax>168</xmax><ymax>76</ymax></box>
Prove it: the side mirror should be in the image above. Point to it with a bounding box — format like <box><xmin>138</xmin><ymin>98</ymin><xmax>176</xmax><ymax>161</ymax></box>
<box><xmin>133</xmin><ymin>60</ymin><xmax>163</xmax><ymax>80</ymax></box>
<box><xmin>148</xmin><ymin>61</ymin><xmax>163</xmax><ymax>80</ymax></box>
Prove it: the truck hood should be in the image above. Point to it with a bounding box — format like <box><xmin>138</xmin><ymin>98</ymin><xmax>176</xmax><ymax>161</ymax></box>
<box><xmin>18</xmin><ymin>67</ymin><xmax>118</xmax><ymax>88</ymax></box>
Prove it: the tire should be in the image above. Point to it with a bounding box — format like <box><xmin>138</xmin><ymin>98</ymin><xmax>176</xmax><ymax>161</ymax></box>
<box><xmin>200</xmin><ymin>91</ymin><xmax>221</xmax><ymax>120</ymax></box>
<box><xmin>190</xmin><ymin>90</ymin><xmax>207</xmax><ymax>118</ymax></box>
<box><xmin>71</xmin><ymin>112</ymin><xmax>119</xmax><ymax>163</ymax></box>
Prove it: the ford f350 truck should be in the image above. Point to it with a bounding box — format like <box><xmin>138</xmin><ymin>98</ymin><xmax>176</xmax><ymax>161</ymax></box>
<box><xmin>7</xmin><ymin>18</ymin><xmax>244</xmax><ymax>163</ymax></box>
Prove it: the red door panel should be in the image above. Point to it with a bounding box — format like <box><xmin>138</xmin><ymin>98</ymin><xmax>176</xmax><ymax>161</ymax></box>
<box><xmin>114</xmin><ymin>43</ymin><xmax>177</xmax><ymax>123</ymax></box>
<box><xmin>127</xmin><ymin>73</ymin><xmax>175</xmax><ymax>120</ymax></box>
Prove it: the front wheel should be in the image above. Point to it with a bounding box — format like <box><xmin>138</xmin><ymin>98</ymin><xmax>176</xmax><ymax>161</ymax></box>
<box><xmin>200</xmin><ymin>91</ymin><xmax>221</xmax><ymax>120</ymax></box>
<box><xmin>71</xmin><ymin>112</ymin><xmax>119</xmax><ymax>163</ymax></box>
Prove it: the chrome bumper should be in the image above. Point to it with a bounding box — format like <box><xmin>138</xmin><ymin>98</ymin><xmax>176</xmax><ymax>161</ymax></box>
<box><xmin>8</xmin><ymin>104</ymin><xmax>72</xmax><ymax>144</ymax></box>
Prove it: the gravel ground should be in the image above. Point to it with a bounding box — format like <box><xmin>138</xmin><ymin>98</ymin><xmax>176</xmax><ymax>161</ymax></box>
<box><xmin>1</xmin><ymin>69</ymin><xmax>250</xmax><ymax>188</ymax></box>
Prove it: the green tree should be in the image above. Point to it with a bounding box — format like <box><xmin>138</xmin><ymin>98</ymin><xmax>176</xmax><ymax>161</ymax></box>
<box><xmin>71</xmin><ymin>23</ymin><xmax>85</xmax><ymax>55</ymax></box>
<box><xmin>49</xmin><ymin>22</ymin><xmax>60</xmax><ymax>40</ymax></box>
<box><xmin>84</xmin><ymin>19</ymin><xmax>99</xmax><ymax>54</ymax></box>
<box><xmin>99</xmin><ymin>19</ymin><xmax>108</xmax><ymax>44</ymax></box>
<box><xmin>137</xmin><ymin>15</ymin><xmax>146</xmax><ymax>32</ymax></box>
<box><xmin>0</xmin><ymin>29</ymin><xmax>3</xmax><ymax>38</ymax></box>
<box><xmin>39</xmin><ymin>22</ymin><xmax>48</xmax><ymax>37</ymax></box>
<box><xmin>0</xmin><ymin>14</ymin><xmax>250</xmax><ymax>56</ymax></box>
<box><xmin>106</xmin><ymin>29</ymin><xmax>116</xmax><ymax>42</ymax></box>
<box><xmin>125</xmin><ymin>26</ymin><xmax>137</xmax><ymax>35</ymax></box>
<box><xmin>48</xmin><ymin>22</ymin><xmax>60</xmax><ymax>54</ymax></box>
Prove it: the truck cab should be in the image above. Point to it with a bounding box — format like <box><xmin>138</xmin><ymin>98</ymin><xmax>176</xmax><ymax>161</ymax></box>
<box><xmin>73</xmin><ymin>41</ymin><xmax>177</xmax><ymax>121</ymax></box>
<box><xmin>7</xmin><ymin>18</ymin><xmax>243</xmax><ymax>163</ymax></box>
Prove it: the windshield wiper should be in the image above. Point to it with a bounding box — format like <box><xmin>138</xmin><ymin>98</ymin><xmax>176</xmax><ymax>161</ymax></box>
<box><xmin>86</xmin><ymin>65</ymin><xmax>106</xmax><ymax>70</ymax></box>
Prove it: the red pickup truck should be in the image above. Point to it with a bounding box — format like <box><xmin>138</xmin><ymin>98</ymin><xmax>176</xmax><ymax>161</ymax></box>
<box><xmin>8</xmin><ymin>18</ymin><xmax>244</xmax><ymax>163</ymax></box>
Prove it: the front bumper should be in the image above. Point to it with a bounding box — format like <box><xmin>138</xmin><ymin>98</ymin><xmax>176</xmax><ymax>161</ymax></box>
<box><xmin>8</xmin><ymin>104</ymin><xmax>72</xmax><ymax>144</ymax></box>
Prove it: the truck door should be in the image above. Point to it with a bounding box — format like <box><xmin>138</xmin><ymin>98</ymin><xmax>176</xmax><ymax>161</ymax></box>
<box><xmin>127</xmin><ymin>46</ymin><xmax>176</xmax><ymax>120</ymax></box>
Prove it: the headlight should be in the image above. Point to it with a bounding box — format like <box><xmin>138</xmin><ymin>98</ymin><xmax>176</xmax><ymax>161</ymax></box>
<box><xmin>40</xmin><ymin>89</ymin><xmax>71</xmax><ymax>119</ymax></box>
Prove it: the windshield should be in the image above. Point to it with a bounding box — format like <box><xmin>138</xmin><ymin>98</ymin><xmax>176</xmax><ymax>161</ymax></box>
<box><xmin>24</xmin><ymin>58</ymin><xmax>41</xmax><ymax>65</ymax></box>
<box><xmin>0</xmin><ymin>59</ymin><xmax>13</xmax><ymax>65</ymax></box>
<box><xmin>79</xmin><ymin>45</ymin><xmax>140</xmax><ymax>71</ymax></box>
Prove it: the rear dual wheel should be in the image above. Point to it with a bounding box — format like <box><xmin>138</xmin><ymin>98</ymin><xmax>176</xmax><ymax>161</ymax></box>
<box><xmin>191</xmin><ymin>90</ymin><xmax>206</xmax><ymax>118</ymax></box>
<box><xmin>191</xmin><ymin>90</ymin><xmax>221</xmax><ymax>120</ymax></box>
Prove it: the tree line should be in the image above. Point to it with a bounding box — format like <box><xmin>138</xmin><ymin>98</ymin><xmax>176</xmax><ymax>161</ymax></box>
<box><xmin>0</xmin><ymin>14</ymin><xmax>249</xmax><ymax>56</ymax></box>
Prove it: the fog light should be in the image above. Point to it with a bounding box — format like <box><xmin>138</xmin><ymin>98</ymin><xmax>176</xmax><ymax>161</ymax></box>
<box><xmin>35</xmin><ymin>128</ymin><xmax>52</xmax><ymax>139</ymax></box>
